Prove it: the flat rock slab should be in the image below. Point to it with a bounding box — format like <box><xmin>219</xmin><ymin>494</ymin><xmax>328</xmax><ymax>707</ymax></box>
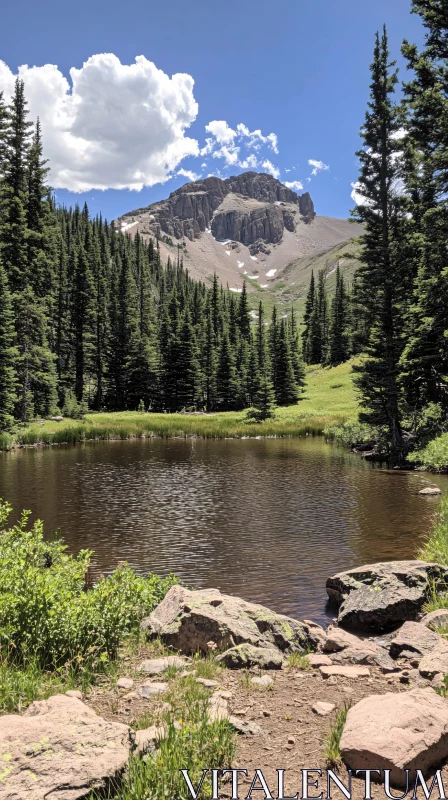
<box><xmin>196</xmin><ymin>678</ymin><xmax>219</xmax><ymax>687</ymax></box>
<box><xmin>340</xmin><ymin>687</ymin><xmax>448</xmax><ymax>787</ymax></box>
<box><xmin>389</xmin><ymin>621</ymin><xmax>442</xmax><ymax>659</ymax></box>
<box><xmin>320</xmin><ymin>665</ymin><xmax>370</xmax><ymax>679</ymax></box>
<box><xmin>312</xmin><ymin>701</ymin><xmax>336</xmax><ymax>716</ymax></box>
<box><xmin>326</xmin><ymin>561</ymin><xmax>448</xmax><ymax>632</ymax></box>
<box><xmin>117</xmin><ymin>677</ymin><xmax>134</xmax><ymax>690</ymax></box>
<box><xmin>142</xmin><ymin>585</ymin><xmax>323</xmax><ymax>655</ymax></box>
<box><xmin>0</xmin><ymin>694</ymin><xmax>130</xmax><ymax>800</ymax></box>
<box><xmin>138</xmin><ymin>681</ymin><xmax>168</xmax><ymax>698</ymax></box>
<box><xmin>323</xmin><ymin>627</ymin><xmax>363</xmax><ymax>652</ymax></box>
<box><xmin>307</xmin><ymin>654</ymin><xmax>333</xmax><ymax>667</ymax></box>
<box><xmin>251</xmin><ymin>675</ymin><xmax>274</xmax><ymax>687</ymax></box>
<box><xmin>138</xmin><ymin>656</ymin><xmax>187</xmax><ymax>674</ymax></box>
<box><xmin>216</xmin><ymin>643</ymin><xmax>284</xmax><ymax>670</ymax></box>
<box><xmin>419</xmin><ymin>487</ymin><xmax>442</xmax><ymax>495</ymax></box>
<box><xmin>229</xmin><ymin>716</ymin><xmax>262</xmax><ymax>735</ymax></box>
<box><xmin>419</xmin><ymin>641</ymin><xmax>448</xmax><ymax>679</ymax></box>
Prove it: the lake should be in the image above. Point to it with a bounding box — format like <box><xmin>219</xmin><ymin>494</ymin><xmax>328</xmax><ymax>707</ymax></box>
<box><xmin>0</xmin><ymin>436</ymin><xmax>446</xmax><ymax>624</ymax></box>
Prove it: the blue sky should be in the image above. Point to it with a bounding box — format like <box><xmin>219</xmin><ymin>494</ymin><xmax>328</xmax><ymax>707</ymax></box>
<box><xmin>1</xmin><ymin>0</ymin><xmax>423</xmax><ymax>221</ymax></box>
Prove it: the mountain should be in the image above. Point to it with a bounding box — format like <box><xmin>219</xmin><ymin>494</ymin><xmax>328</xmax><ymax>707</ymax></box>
<box><xmin>116</xmin><ymin>171</ymin><xmax>362</xmax><ymax>311</ymax></box>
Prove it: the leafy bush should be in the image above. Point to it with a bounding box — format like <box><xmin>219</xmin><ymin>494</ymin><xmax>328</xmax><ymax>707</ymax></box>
<box><xmin>62</xmin><ymin>391</ymin><xmax>88</xmax><ymax>420</ymax></box>
<box><xmin>324</xmin><ymin>420</ymin><xmax>374</xmax><ymax>449</ymax></box>
<box><xmin>418</xmin><ymin>493</ymin><xmax>448</xmax><ymax>565</ymax></box>
<box><xmin>409</xmin><ymin>433</ymin><xmax>448</xmax><ymax>473</ymax></box>
<box><xmin>0</xmin><ymin>499</ymin><xmax>178</xmax><ymax>671</ymax></box>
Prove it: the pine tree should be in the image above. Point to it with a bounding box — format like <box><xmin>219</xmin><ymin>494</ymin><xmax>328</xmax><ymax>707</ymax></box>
<box><xmin>306</xmin><ymin>296</ymin><xmax>322</xmax><ymax>365</ymax></box>
<box><xmin>0</xmin><ymin>257</ymin><xmax>17</xmax><ymax>430</ymax></box>
<box><xmin>400</xmin><ymin>2</ymin><xmax>448</xmax><ymax>413</ymax></box>
<box><xmin>288</xmin><ymin>307</ymin><xmax>306</xmax><ymax>390</ymax></box>
<box><xmin>275</xmin><ymin>321</ymin><xmax>299</xmax><ymax>406</ymax></box>
<box><xmin>177</xmin><ymin>309</ymin><xmax>201</xmax><ymax>409</ymax></box>
<box><xmin>352</xmin><ymin>27</ymin><xmax>410</xmax><ymax>463</ymax></box>
<box><xmin>237</xmin><ymin>281</ymin><xmax>251</xmax><ymax>342</ymax></box>
<box><xmin>216</xmin><ymin>333</ymin><xmax>238</xmax><ymax>410</ymax></box>
<box><xmin>329</xmin><ymin>266</ymin><xmax>349</xmax><ymax>364</ymax></box>
<box><xmin>302</xmin><ymin>270</ymin><xmax>315</xmax><ymax>360</ymax></box>
<box><xmin>317</xmin><ymin>270</ymin><xmax>330</xmax><ymax>365</ymax></box>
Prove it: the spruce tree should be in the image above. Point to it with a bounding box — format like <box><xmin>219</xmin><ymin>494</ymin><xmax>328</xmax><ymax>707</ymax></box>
<box><xmin>0</xmin><ymin>258</ymin><xmax>17</xmax><ymax>430</ymax></box>
<box><xmin>400</xmin><ymin>2</ymin><xmax>448</xmax><ymax>413</ymax></box>
<box><xmin>352</xmin><ymin>27</ymin><xmax>410</xmax><ymax>462</ymax></box>
<box><xmin>302</xmin><ymin>270</ymin><xmax>315</xmax><ymax>360</ymax></box>
<box><xmin>288</xmin><ymin>308</ymin><xmax>306</xmax><ymax>390</ymax></box>
<box><xmin>275</xmin><ymin>321</ymin><xmax>299</xmax><ymax>406</ymax></box>
<box><xmin>216</xmin><ymin>333</ymin><xmax>238</xmax><ymax>410</ymax></box>
<box><xmin>329</xmin><ymin>266</ymin><xmax>349</xmax><ymax>364</ymax></box>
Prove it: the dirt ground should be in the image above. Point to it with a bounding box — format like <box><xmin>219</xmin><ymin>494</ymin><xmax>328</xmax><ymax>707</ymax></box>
<box><xmin>84</xmin><ymin>643</ymin><xmax>441</xmax><ymax>800</ymax></box>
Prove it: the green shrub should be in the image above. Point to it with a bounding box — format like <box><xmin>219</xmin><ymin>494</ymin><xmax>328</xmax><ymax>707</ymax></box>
<box><xmin>0</xmin><ymin>499</ymin><xmax>178</xmax><ymax>671</ymax></box>
<box><xmin>324</xmin><ymin>420</ymin><xmax>374</xmax><ymax>449</ymax></box>
<box><xmin>418</xmin><ymin>493</ymin><xmax>448</xmax><ymax>565</ymax></box>
<box><xmin>409</xmin><ymin>433</ymin><xmax>448</xmax><ymax>473</ymax></box>
<box><xmin>62</xmin><ymin>391</ymin><xmax>88</xmax><ymax>420</ymax></box>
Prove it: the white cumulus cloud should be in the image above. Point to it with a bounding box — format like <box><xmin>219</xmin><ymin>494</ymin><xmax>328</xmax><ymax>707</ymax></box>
<box><xmin>261</xmin><ymin>160</ymin><xmax>280</xmax><ymax>180</ymax></box>
<box><xmin>0</xmin><ymin>54</ymin><xmax>199</xmax><ymax>192</ymax></box>
<box><xmin>308</xmin><ymin>159</ymin><xmax>329</xmax><ymax>177</ymax></box>
<box><xmin>177</xmin><ymin>168</ymin><xmax>201</xmax><ymax>182</ymax></box>
<box><xmin>284</xmin><ymin>180</ymin><xmax>304</xmax><ymax>191</ymax></box>
<box><xmin>201</xmin><ymin>120</ymin><xmax>278</xmax><ymax>169</ymax></box>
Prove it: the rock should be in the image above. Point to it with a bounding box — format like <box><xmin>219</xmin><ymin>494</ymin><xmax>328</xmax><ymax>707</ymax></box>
<box><xmin>65</xmin><ymin>690</ymin><xmax>83</xmax><ymax>699</ymax></box>
<box><xmin>134</xmin><ymin>725</ymin><xmax>166</xmax><ymax>754</ymax></box>
<box><xmin>143</xmin><ymin>585</ymin><xmax>321</xmax><ymax>656</ymax></box>
<box><xmin>431</xmin><ymin>673</ymin><xmax>446</xmax><ymax>690</ymax></box>
<box><xmin>228</xmin><ymin>716</ymin><xmax>262</xmax><ymax>735</ymax></box>
<box><xmin>138</xmin><ymin>656</ymin><xmax>187</xmax><ymax>675</ymax></box>
<box><xmin>138</xmin><ymin>681</ymin><xmax>168</xmax><ymax>698</ymax></box>
<box><xmin>419</xmin><ymin>487</ymin><xmax>442</xmax><ymax>495</ymax></box>
<box><xmin>196</xmin><ymin>678</ymin><xmax>218</xmax><ymax>688</ymax></box>
<box><xmin>288</xmin><ymin>736</ymin><xmax>295</xmax><ymax>744</ymax></box>
<box><xmin>312</xmin><ymin>701</ymin><xmax>336</xmax><ymax>716</ymax></box>
<box><xmin>340</xmin><ymin>687</ymin><xmax>448</xmax><ymax>787</ymax></box>
<box><xmin>208</xmin><ymin>695</ymin><xmax>229</xmax><ymax>722</ymax></box>
<box><xmin>389</xmin><ymin>621</ymin><xmax>442</xmax><ymax>659</ymax></box>
<box><xmin>117</xmin><ymin>677</ymin><xmax>134</xmax><ymax>690</ymax></box>
<box><xmin>323</xmin><ymin>626</ymin><xmax>396</xmax><ymax>671</ymax></box>
<box><xmin>251</xmin><ymin>675</ymin><xmax>274</xmax><ymax>687</ymax></box>
<box><xmin>303</xmin><ymin>619</ymin><xmax>327</xmax><ymax>650</ymax></box>
<box><xmin>326</xmin><ymin>560</ymin><xmax>448</xmax><ymax>631</ymax></box>
<box><xmin>307</xmin><ymin>654</ymin><xmax>333</xmax><ymax>667</ymax></box>
<box><xmin>262</xmin><ymin>709</ymin><xmax>271</xmax><ymax>717</ymax></box>
<box><xmin>320</xmin><ymin>666</ymin><xmax>370</xmax><ymax>679</ymax></box>
<box><xmin>214</xmin><ymin>690</ymin><xmax>233</xmax><ymax>699</ymax></box>
<box><xmin>216</xmin><ymin>644</ymin><xmax>284</xmax><ymax>670</ymax></box>
<box><xmin>421</xmin><ymin>608</ymin><xmax>448</xmax><ymax>630</ymax></box>
<box><xmin>0</xmin><ymin>694</ymin><xmax>130</xmax><ymax>799</ymax></box>
<box><xmin>323</xmin><ymin>627</ymin><xmax>365</xmax><ymax>652</ymax></box>
<box><xmin>50</xmin><ymin>415</ymin><xmax>64</xmax><ymax>422</ymax></box>
<box><xmin>211</xmin><ymin>203</ymin><xmax>285</xmax><ymax>247</ymax></box>
<box><xmin>419</xmin><ymin>641</ymin><xmax>448</xmax><ymax>679</ymax></box>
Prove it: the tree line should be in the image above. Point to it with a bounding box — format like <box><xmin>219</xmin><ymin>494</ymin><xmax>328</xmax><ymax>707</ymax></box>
<box><xmin>0</xmin><ymin>82</ymin><xmax>305</xmax><ymax>430</ymax></box>
<box><xmin>303</xmin><ymin>1</ymin><xmax>448</xmax><ymax>464</ymax></box>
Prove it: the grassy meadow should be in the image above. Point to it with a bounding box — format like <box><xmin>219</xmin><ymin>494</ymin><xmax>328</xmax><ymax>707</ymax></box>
<box><xmin>0</xmin><ymin>361</ymin><xmax>359</xmax><ymax>451</ymax></box>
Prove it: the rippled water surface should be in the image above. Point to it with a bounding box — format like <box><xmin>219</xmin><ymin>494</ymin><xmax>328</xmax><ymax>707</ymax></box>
<box><xmin>1</xmin><ymin>437</ymin><xmax>447</xmax><ymax>623</ymax></box>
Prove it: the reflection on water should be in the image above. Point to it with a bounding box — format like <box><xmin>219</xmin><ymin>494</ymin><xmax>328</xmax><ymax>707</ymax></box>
<box><xmin>0</xmin><ymin>437</ymin><xmax>446</xmax><ymax>623</ymax></box>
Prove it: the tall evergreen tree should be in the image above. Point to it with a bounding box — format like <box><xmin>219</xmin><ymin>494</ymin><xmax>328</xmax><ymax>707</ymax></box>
<box><xmin>329</xmin><ymin>266</ymin><xmax>349</xmax><ymax>364</ymax></box>
<box><xmin>400</xmin><ymin>1</ymin><xmax>448</xmax><ymax>413</ymax></box>
<box><xmin>302</xmin><ymin>270</ymin><xmax>315</xmax><ymax>359</ymax></box>
<box><xmin>352</xmin><ymin>27</ymin><xmax>410</xmax><ymax>462</ymax></box>
<box><xmin>0</xmin><ymin>258</ymin><xmax>17</xmax><ymax>430</ymax></box>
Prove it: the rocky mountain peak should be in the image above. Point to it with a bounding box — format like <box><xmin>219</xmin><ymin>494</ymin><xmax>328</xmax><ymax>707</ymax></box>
<box><xmin>119</xmin><ymin>171</ymin><xmax>315</xmax><ymax>246</ymax></box>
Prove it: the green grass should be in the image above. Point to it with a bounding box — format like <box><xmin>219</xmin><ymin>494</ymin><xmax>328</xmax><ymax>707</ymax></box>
<box><xmin>286</xmin><ymin>652</ymin><xmax>311</xmax><ymax>670</ymax></box>
<box><xmin>0</xmin><ymin>657</ymin><xmax>78</xmax><ymax>713</ymax></box>
<box><xmin>115</xmin><ymin>676</ymin><xmax>235</xmax><ymax>800</ymax></box>
<box><xmin>1</xmin><ymin>362</ymin><xmax>359</xmax><ymax>451</ymax></box>
<box><xmin>323</xmin><ymin>704</ymin><xmax>350</xmax><ymax>767</ymax></box>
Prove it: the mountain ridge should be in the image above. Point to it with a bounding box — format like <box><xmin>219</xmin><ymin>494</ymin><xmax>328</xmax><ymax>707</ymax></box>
<box><xmin>115</xmin><ymin>171</ymin><xmax>362</xmax><ymax>305</ymax></box>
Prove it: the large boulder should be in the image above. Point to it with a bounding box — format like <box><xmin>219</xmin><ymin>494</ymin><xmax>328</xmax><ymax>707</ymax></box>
<box><xmin>323</xmin><ymin>626</ymin><xmax>396</xmax><ymax>671</ymax></box>
<box><xmin>326</xmin><ymin>561</ymin><xmax>448</xmax><ymax>631</ymax></box>
<box><xmin>419</xmin><ymin>640</ymin><xmax>448</xmax><ymax>679</ymax></box>
<box><xmin>142</xmin><ymin>585</ymin><xmax>323</xmax><ymax>656</ymax></box>
<box><xmin>0</xmin><ymin>693</ymin><xmax>131</xmax><ymax>799</ymax></box>
<box><xmin>340</xmin><ymin>687</ymin><xmax>448</xmax><ymax>787</ymax></box>
<box><xmin>216</xmin><ymin>643</ymin><xmax>284</xmax><ymax>670</ymax></box>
